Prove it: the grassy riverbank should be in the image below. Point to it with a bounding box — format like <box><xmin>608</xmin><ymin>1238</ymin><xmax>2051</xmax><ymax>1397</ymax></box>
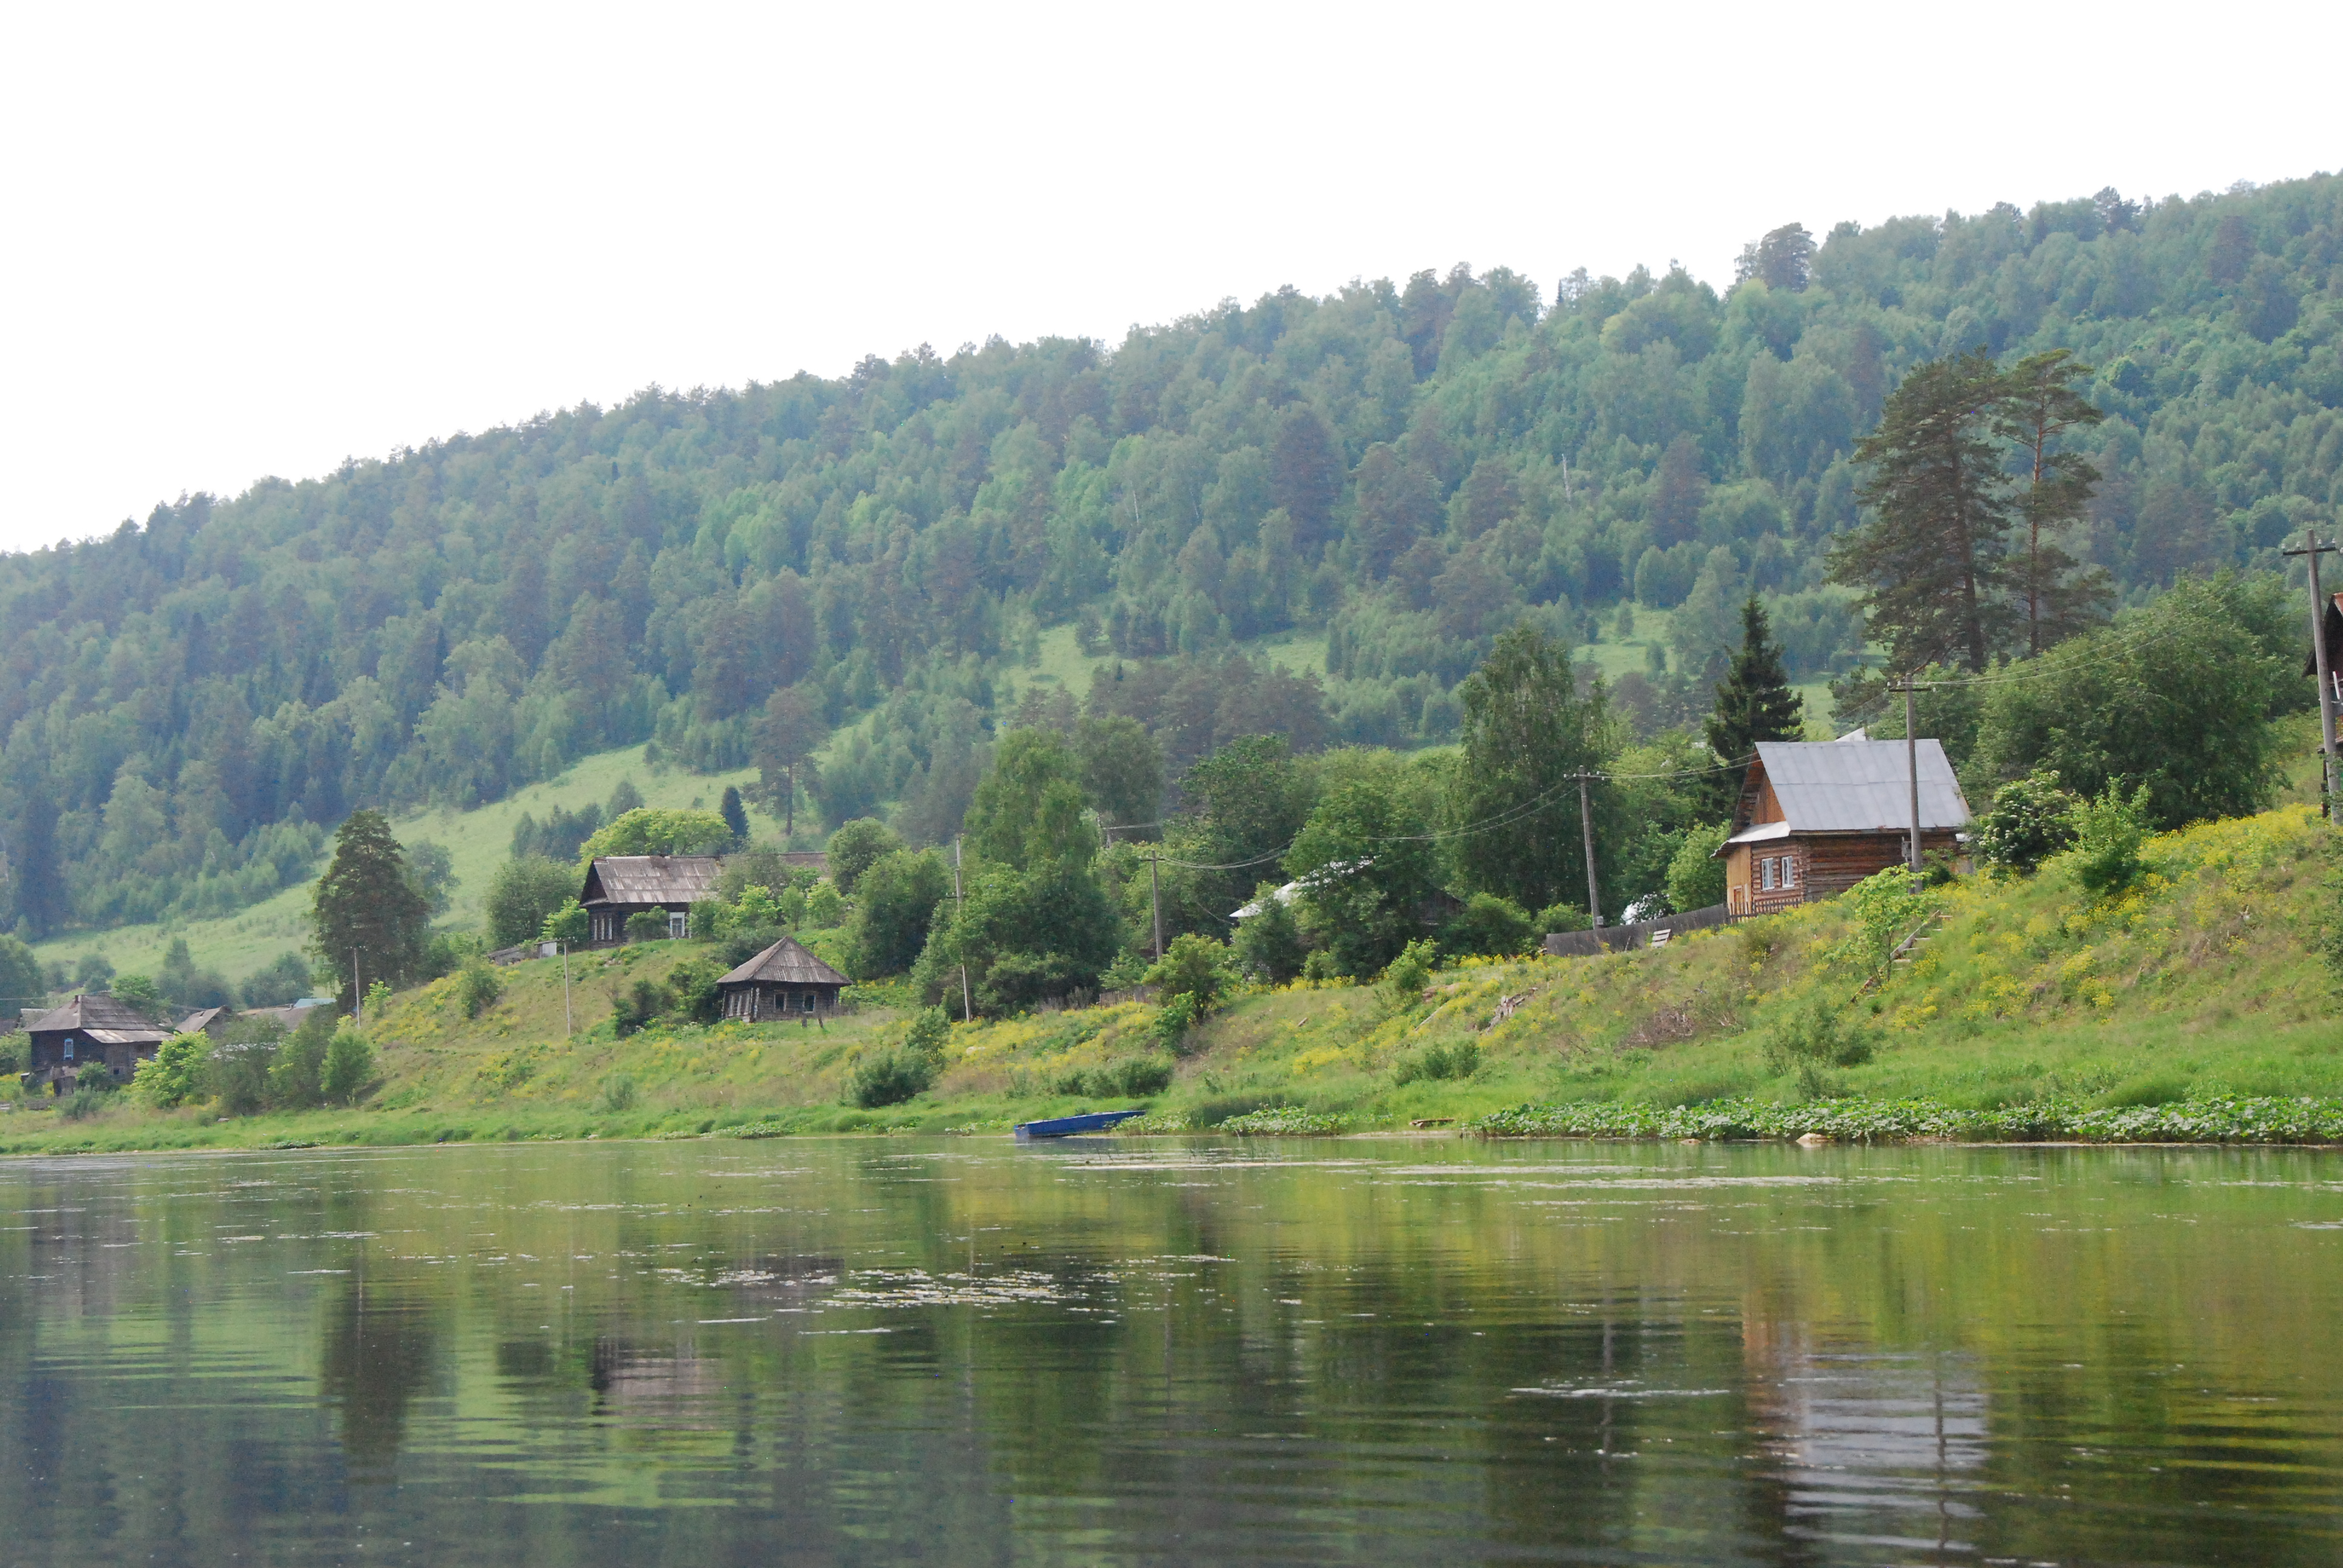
<box><xmin>9</xmin><ymin>804</ymin><xmax>2343</xmax><ymax>1154</ymax></box>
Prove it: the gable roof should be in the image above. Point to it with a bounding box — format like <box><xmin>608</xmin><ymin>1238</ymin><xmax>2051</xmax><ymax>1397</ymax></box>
<box><xmin>582</xmin><ymin>855</ymin><xmax>724</xmax><ymax>909</ymax></box>
<box><xmin>719</xmin><ymin>935</ymin><xmax>848</xmax><ymax>989</ymax></box>
<box><xmin>1737</xmin><ymin>739</ymin><xmax>1970</xmax><ymax>837</ymax></box>
<box><xmin>176</xmin><ymin>1007</ymin><xmax>229</xmax><ymax>1035</ymax></box>
<box><xmin>26</xmin><ymin>993</ymin><xmax>168</xmax><ymax>1036</ymax></box>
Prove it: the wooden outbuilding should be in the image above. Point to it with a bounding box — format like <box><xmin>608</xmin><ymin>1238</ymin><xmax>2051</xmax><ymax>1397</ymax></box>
<box><xmin>717</xmin><ymin>936</ymin><xmax>848</xmax><ymax>1021</ymax></box>
<box><xmin>21</xmin><ymin>994</ymin><xmax>171</xmax><ymax>1094</ymax></box>
<box><xmin>581</xmin><ymin>855</ymin><xmax>724</xmax><ymax>946</ymax></box>
<box><xmin>1717</xmin><ymin>737</ymin><xmax>1971</xmax><ymax>916</ymax></box>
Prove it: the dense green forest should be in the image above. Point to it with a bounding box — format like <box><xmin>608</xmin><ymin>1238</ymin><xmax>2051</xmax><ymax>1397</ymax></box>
<box><xmin>2</xmin><ymin>173</ymin><xmax>2339</xmax><ymax>942</ymax></box>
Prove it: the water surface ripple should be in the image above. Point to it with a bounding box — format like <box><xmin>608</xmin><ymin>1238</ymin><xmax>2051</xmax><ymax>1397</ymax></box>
<box><xmin>4</xmin><ymin>1137</ymin><xmax>2338</xmax><ymax>1565</ymax></box>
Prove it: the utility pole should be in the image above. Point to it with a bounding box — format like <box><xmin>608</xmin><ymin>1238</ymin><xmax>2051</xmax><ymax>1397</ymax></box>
<box><xmin>952</xmin><ymin>836</ymin><xmax>972</xmax><ymax>1021</ymax></box>
<box><xmin>1577</xmin><ymin>777</ymin><xmax>1603</xmax><ymax>929</ymax></box>
<box><xmin>2286</xmin><ymin>529</ymin><xmax>2341</xmax><ymax>818</ymax></box>
<box><xmin>351</xmin><ymin>947</ymin><xmax>362</xmax><ymax>1028</ymax></box>
<box><xmin>560</xmin><ymin>942</ymin><xmax>572</xmax><ymax>1039</ymax></box>
<box><xmin>1149</xmin><ymin>851</ymin><xmax>1165</xmax><ymax>963</ymax></box>
<box><xmin>1890</xmin><ymin>676</ymin><xmax>1922</xmax><ymax>881</ymax></box>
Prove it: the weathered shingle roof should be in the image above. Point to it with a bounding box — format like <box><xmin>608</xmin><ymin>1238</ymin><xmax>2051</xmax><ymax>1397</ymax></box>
<box><xmin>26</xmin><ymin>994</ymin><xmax>167</xmax><ymax>1035</ymax></box>
<box><xmin>719</xmin><ymin>936</ymin><xmax>848</xmax><ymax>989</ymax></box>
<box><xmin>176</xmin><ymin>1007</ymin><xmax>228</xmax><ymax>1035</ymax></box>
<box><xmin>583</xmin><ymin>855</ymin><xmax>724</xmax><ymax>908</ymax></box>
<box><xmin>1744</xmin><ymin>740</ymin><xmax>1970</xmax><ymax>835</ymax></box>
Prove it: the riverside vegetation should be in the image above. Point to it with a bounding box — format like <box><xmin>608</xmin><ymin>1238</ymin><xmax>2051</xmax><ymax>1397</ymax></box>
<box><xmin>9</xmin><ymin>795</ymin><xmax>2343</xmax><ymax>1155</ymax></box>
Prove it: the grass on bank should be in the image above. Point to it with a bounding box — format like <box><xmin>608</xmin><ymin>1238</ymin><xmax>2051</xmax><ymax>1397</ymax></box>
<box><xmin>10</xmin><ymin>803</ymin><xmax>2343</xmax><ymax>1154</ymax></box>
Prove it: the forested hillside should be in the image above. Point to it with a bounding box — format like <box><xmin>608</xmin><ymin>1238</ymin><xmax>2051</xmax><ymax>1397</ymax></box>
<box><xmin>2</xmin><ymin>173</ymin><xmax>2339</xmax><ymax>941</ymax></box>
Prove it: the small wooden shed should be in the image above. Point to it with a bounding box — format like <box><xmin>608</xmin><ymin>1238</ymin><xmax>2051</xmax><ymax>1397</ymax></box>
<box><xmin>581</xmin><ymin>855</ymin><xmax>724</xmax><ymax>946</ymax></box>
<box><xmin>1717</xmin><ymin>737</ymin><xmax>1971</xmax><ymax>915</ymax></box>
<box><xmin>717</xmin><ymin>936</ymin><xmax>848</xmax><ymax>1021</ymax></box>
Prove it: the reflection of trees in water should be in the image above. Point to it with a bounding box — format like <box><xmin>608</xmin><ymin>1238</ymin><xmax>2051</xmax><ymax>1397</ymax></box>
<box><xmin>1742</xmin><ymin>1321</ymin><xmax>1985</xmax><ymax>1561</ymax></box>
<box><xmin>318</xmin><ymin>1283</ymin><xmax>438</xmax><ymax>1476</ymax></box>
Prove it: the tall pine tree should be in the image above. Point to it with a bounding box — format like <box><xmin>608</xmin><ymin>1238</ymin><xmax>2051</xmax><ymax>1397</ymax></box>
<box><xmin>1998</xmin><ymin>349</ymin><xmax>2111</xmax><ymax>655</ymax></box>
<box><xmin>1829</xmin><ymin>348</ymin><xmax>2013</xmax><ymax>673</ymax></box>
<box><xmin>1702</xmin><ymin>597</ymin><xmax>1806</xmax><ymax>818</ymax></box>
<box><xmin>310</xmin><ymin>810</ymin><xmax>430</xmax><ymax>1006</ymax></box>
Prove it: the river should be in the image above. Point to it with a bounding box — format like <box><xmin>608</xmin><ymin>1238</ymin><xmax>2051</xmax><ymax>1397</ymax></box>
<box><xmin>4</xmin><ymin>1135</ymin><xmax>2340</xmax><ymax>1564</ymax></box>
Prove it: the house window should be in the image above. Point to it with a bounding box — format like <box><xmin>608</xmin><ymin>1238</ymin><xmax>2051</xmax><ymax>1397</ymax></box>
<box><xmin>62</xmin><ymin>1038</ymin><xmax>74</xmax><ymax>1060</ymax></box>
<box><xmin>668</xmin><ymin>911</ymin><xmax>689</xmax><ymax>939</ymax></box>
<box><xmin>801</xmin><ymin>991</ymin><xmax>816</xmax><ymax>1013</ymax></box>
<box><xmin>1760</xmin><ymin>858</ymin><xmax>1776</xmax><ymax>891</ymax></box>
<box><xmin>1783</xmin><ymin>855</ymin><xmax>1798</xmax><ymax>888</ymax></box>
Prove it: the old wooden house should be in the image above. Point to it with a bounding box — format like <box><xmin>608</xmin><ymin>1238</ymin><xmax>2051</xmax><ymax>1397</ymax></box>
<box><xmin>716</xmin><ymin>936</ymin><xmax>848</xmax><ymax>1021</ymax></box>
<box><xmin>581</xmin><ymin>855</ymin><xmax>724</xmax><ymax>946</ymax></box>
<box><xmin>21</xmin><ymin>995</ymin><xmax>172</xmax><ymax>1093</ymax></box>
<box><xmin>1717</xmin><ymin>737</ymin><xmax>1971</xmax><ymax>916</ymax></box>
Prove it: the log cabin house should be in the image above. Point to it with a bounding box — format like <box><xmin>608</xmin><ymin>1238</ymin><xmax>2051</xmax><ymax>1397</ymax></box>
<box><xmin>580</xmin><ymin>855</ymin><xmax>724</xmax><ymax>946</ymax></box>
<box><xmin>1717</xmin><ymin>737</ymin><xmax>1970</xmax><ymax>916</ymax></box>
<box><xmin>21</xmin><ymin>995</ymin><xmax>172</xmax><ymax>1093</ymax></box>
<box><xmin>716</xmin><ymin>936</ymin><xmax>848</xmax><ymax>1021</ymax></box>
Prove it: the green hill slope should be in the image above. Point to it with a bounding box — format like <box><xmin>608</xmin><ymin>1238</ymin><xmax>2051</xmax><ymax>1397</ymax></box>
<box><xmin>2</xmin><ymin>173</ymin><xmax>2338</xmax><ymax>950</ymax></box>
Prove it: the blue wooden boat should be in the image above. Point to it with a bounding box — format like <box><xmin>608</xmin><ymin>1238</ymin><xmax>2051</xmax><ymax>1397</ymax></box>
<box><xmin>1014</xmin><ymin>1109</ymin><xmax>1146</xmax><ymax>1141</ymax></box>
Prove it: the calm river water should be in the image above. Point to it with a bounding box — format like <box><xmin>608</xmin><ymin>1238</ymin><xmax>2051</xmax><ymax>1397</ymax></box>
<box><xmin>4</xmin><ymin>1136</ymin><xmax>2342</xmax><ymax>1565</ymax></box>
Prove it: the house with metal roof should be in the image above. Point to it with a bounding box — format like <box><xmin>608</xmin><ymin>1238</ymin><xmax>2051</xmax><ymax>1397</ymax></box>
<box><xmin>21</xmin><ymin>994</ymin><xmax>172</xmax><ymax>1094</ymax></box>
<box><xmin>1716</xmin><ymin>737</ymin><xmax>1970</xmax><ymax>915</ymax></box>
<box><xmin>580</xmin><ymin>855</ymin><xmax>724</xmax><ymax>945</ymax></box>
<box><xmin>716</xmin><ymin>936</ymin><xmax>848</xmax><ymax>1021</ymax></box>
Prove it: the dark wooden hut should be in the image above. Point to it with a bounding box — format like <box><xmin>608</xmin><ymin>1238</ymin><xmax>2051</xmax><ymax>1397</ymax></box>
<box><xmin>581</xmin><ymin>855</ymin><xmax>724</xmax><ymax>945</ymax></box>
<box><xmin>21</xmin><ymin>995</ymin><xmax>171</xmax><ymax>1094</ymax></box>
<box><xmin>716</xmin><ymin>936</ymin><xmax>848</xmax><ymax>1021</ymax></box>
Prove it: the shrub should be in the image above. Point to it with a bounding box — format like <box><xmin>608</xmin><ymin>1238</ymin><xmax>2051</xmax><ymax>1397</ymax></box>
<box><xmin>1376</xmin><ymin>938</ymin><xmax>1440</xmax><ymax>1010</ymax></box>
<box><xmin>1392</xmin><ymin>1039</ymin><xmax>1480</xmax><ymax>1085</ymax></box>
<box><xmin>845</xmin><ymin>1047</ymin><xmax>937</xmax><ymax>1108</ymax></box>
<box><xmin>667</xmin><ymin>958</ymin><xmax>723</xmax><ymax>1025</ymax></box>
<box><xmin>456</xmin><ymin>959</ymin><xmax>503</xmax><ymax>1019</ymax></box>
<box><xmin>540</xmin><ymin>899</ymin><xmax>589</xmax><ymax>947</ymax></box>
<box><xmin>826</xmin><ymin>818</ymin><xmax>905</xmax><ymax>896</ymax></box>
<box><xmin>320</xmin><ymin>1028</ymin><xmax>375</xmax><ymax>1105</ymax></box>
<box><xmin>1665</xmin><ymin>823</ymin><xmax>1731</xmax><ymax>912</ymax></box>
<box><xmin>1762</xmin><ymin>999</ymin><xmax>1876</xmax><ymax>1097</ymax></box>
<box><xmin>597</xmin><ymin>1072</ymin><xmax>640</xmax><ymax>1113</ymax></box>
<box><xmin>2066</xmin><ymin>782</ymin><xmax>2152</xmax><ymax>898</ymax></box>
<box><xmin>624</xmin><ymin>907</ymin><xmax>672</xmax><ymax>942</ymax></box>
<box><xmin>1230</xmin><ymin>886</ymin><xmax>1307</xmax><ymax>984</ymax></box>
<box><xmin>61</xmin><ymin>1086</ymin><xmax>107</xmax><ymax>1121</ymax></box>
<box><xmin>211</xmin><ymin>1043</ymin><xmax>275</xmax><ymax>1115</ymax></box>
<box><xmin>1440</xmin><ymin>893</ymin><xmax>1535</xmax><ymax>959</ymax></box>
<box><xmin>1152</xmin><ymin>993</ymin><xmax>1204</xmax><ymax>1053</ymax></box>
<box><xmin>610</xmin><ymin>978</ymin><xmax>669</xmax><ymax>1036</ymax></box>
<box><xmin>902</xmin><ymin>1006</ymin><xmax>952</xmax><ymax>1058</ymax></box>
<box><xmin>1532</xmin><ymin>902</ymin><xmax>1591</xmax><ymax>935</ymax></box>
<box><xmin>267</xmin><ymin>1010</ymin><xmax>335</xmax><ymax>1109</ymax></box>
<box><xmin>134</xmin><ymin>1033</ymin><xmax>211</xmax><ymax>1108</ymax></box>
<box><xmin>1975</xmin><ymin>766</ymin><xmax>2079</xmax><ymax>874</ymax></box>
<box><xmin>804</xmin><ymin>884</ymin><xmax>845</xmax><ymax>929</ymax></box>
<box><xmin>1145</xmin><ymin>933</ymin><xmax>1232</xmax><ymax>1013</ymax></box>
<box><xmin>487</xmin><ymin>856</ymin><xmax>581</xmax><ymax>948</ymax></box>
<box><xmin>1054</xmin><ymin>1054</ymin><xmax>1175</xmax><ymax>1099</ymax></box>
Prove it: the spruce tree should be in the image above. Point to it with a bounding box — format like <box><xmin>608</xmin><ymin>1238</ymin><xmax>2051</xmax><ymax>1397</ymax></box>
<box><xmin>718</xmin><ymin>785</ymin><xmax>750</xmax><ymax>846</ymax></box>
<box><xmin>310</xmin><ymin>809</ymin><xmax>430</xmax><ymax>1007</ymax></box>
<box><xmin>1828</xmin><ymin>349</ymin><xmax>2013</xmax><ymax>673</ymax></box>
<box><xmin>1703</xmin><ymin>596</ymin><xmax>1805</xmax><ymax>818</ymax></box>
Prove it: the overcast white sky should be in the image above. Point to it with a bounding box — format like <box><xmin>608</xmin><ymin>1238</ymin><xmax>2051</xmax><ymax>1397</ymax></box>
<box><xmin>0</xmin><ymin>0</ymin><xmax>2333</xmax><ymax>555</ymax></box>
